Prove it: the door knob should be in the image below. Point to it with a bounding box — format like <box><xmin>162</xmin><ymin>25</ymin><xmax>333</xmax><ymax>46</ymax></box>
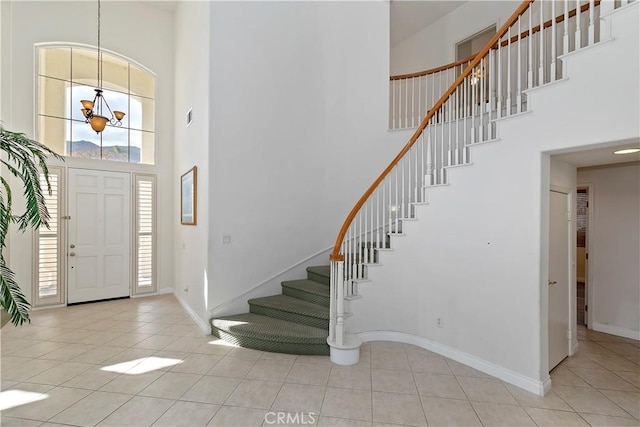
<box><xmin>548</xmin><ymin>280</ymin><xmax>557</xmax><ymax>285</ymax></box>
<box><xmin>70</xmin><ymin>244</ymin><xmax>75</xmax><ymax>249</ymax></box>
<box><xmin>69</xmin><ymin>252</ymin><xmax>76</xmax><ymax>257</ymax></box>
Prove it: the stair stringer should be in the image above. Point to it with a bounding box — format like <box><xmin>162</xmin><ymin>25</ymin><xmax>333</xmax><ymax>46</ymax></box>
<box><xmin>344</xmin><ymin>3</ymin><xmax>639</xmax><ymax>396</ymax></box>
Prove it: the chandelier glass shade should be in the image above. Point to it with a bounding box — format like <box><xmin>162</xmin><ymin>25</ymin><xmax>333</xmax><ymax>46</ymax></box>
<box><xmin>79</xmin><ymin>0</ymin><xmax>125</xmax><ymax>134</ymax></box>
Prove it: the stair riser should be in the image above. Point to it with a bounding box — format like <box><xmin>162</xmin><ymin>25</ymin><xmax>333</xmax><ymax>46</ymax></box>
<box><xmin>249</xmin><ymin>305</ymin><xmax>329</xmax><ymax>330</ymax></box>
<box><xmin>307</xmin><ymin>270</ymin><xmax>330</xmax><ymax>286</ymax></box>
<box><xmin>282</xmin><ymin>287</ymin><xmax>330</xmax><ymax>307</ymax></box>
<box><xmin>211</xmin><ymin>328</ymin><xmax>329</xmax><ymax>355</ymax></box>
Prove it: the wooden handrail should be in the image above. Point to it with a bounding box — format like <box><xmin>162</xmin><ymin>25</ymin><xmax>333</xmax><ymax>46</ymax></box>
<box><xmin>389</xmin><ymin>0</ymin><xmax>600</xmax><ymax>82</ymax></box>
<box><xmin>330</xmin><ymin>0</ymin><xmax>534</xmax><ymax>262</ymax></box>
<box><xmin>390</xmin><ymin>54</ymin><xmax>476</xmax><ymax>81</ymax></box>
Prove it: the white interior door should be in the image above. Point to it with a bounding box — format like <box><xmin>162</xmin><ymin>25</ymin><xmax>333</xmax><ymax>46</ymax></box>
<box><xmin>549</xmin><ymin>190</ymin><xmax>571</xmax><ymax>370</ymax></box>
<box><xmin>67</xmin><ymin>169</ymin><xmax>131</xmax><ymax>304</ymax></box>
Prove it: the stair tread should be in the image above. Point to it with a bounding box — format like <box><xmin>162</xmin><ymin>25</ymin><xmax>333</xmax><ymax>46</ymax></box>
<box><xmin>249</xmin><ymin>295</ymin><xmax>329</xmax><ymax>320</ymax></box>
<box><xmin>282</xmin><ymin>279</ymin><xmax>330</xmax><ymax>296</ymax></box>
<box><xmin>211</xmin><ymin>313</ymin><xmax>328</xmax><ymax>344</ymax></box>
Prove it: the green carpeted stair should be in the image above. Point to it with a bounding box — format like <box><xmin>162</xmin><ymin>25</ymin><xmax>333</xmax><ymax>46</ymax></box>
<box><xmin>210</xmin><ymin>265</ymin><xmax>331</xmax><ymax>355</ymax></box>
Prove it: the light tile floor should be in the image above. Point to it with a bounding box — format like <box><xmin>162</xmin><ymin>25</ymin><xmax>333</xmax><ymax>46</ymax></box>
<box><xmin>1</xmin><ymin>295</ymin><xmax>638</xmax><ymax>426</ymax></box>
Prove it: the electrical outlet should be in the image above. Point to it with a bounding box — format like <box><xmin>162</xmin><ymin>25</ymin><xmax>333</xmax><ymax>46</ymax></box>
<box><xmin>436</xmin><ymin>316</ymin><xmax>443</xmax><ymax>328</ymax></box>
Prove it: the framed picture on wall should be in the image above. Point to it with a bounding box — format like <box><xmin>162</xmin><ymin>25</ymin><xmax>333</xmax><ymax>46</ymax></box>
<box><xmin>181</xmin><ymin>166</ymin><xmax>197</xmax><ymax>225</ymax></box>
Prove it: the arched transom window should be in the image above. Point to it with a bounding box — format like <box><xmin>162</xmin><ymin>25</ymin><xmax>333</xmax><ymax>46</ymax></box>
<box><xmin>37</xmin><ymin>45</ymin><xmax>155</xmax><ymax>164</ymax></box>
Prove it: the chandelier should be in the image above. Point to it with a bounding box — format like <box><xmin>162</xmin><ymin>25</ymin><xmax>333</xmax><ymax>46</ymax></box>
<box><xmin>80</xmin><ymin>0</ymin><xmax>125</xmax><ymax>133</ymax></box>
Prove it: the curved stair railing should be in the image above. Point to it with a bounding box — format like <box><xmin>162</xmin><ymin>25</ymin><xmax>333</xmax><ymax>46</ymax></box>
<box><xmin>328</xmin><ymin>0</ymin><xmax>619</xmax><ymax>351</ymax></box>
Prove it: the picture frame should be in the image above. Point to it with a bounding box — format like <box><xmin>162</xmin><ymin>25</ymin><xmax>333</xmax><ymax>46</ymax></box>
<box><xmin>181</xmin><ymin>166</ymin><xmax>197</xmax><ymax>225</ymax></box>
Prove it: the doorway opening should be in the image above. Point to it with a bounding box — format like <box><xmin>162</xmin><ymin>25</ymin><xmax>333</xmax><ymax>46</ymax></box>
<box><xmin>456</xmin><ymin>25</ymin><xmax>496</xmax><ymax>60</ymax></box>
<box><xmin>576</xmin><ymin>187</ymin><xmax>589</xmax><ymax>326</ymax></box>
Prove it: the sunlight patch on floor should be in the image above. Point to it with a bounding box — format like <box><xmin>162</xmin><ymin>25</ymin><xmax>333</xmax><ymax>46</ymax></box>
<box><xmin>0</xmin><ymin>390</ymin><xmax>49</xmax><ymax>411</ymax></box>
<box><xmin>100</xmin><ymin>357</ymin><xmax>183</xmax><ymax>374</ymax></box>
<box><xmin>207</xmin><ymin>338</ymin><xmax>237</xmax><ymax>347</ymax></box>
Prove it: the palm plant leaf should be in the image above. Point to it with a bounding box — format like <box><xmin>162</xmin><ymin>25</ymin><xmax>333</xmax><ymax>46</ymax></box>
<box><xmin>0</xmin><ymin>257</ymin><xmax>30</xmax><ymax>326</ymax></box>
<box><xmin>1</xmin><ymin>127</ymin><xmax>62</xmax><ymax>231</ymax></box>
<box><xmin>0</xmin><ymin>125</ymin><xmax>63</xmax><ymax>326</ymax></box>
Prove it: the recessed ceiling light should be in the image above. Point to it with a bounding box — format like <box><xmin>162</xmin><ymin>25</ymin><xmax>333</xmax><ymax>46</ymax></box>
<box><xmin>613</xmin><ymin>148</ymin><xmax>640</xmax><ymax>155</ymax></box>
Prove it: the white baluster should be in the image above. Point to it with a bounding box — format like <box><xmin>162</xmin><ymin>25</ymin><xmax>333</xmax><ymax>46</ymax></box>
<box><xmin>448</xmin><ymin>90</ymin><xmax>453</xmax><ymax>165</ymax></box>
<box><xmin>391</xmin><ymin>80</ymin><xmax>395</xmax><ymax>129</ymax></box>
<box><xmin>588</xmin><ymin>0</ymin><xmax>595</xmax><ymax>45</ymax></box>
<box><xmin>440</xmin><ymin>103</ymin><xmax>445</xmax><ymax>183</ymax></box>
<box><xmin>411</xmin><ymin>78</ymin><xmax>416</xmax><ymax>127</ymax></box>
<box><xmin>539</xmin><ymin>1</ymin><xmax>545</xmax><ymax>86</ymax></box>
<box><xmin>364</xmin><ymin>199</ymin><xmax>369</xmax><ymax>265</ymax></box>
<box><xmin>497</xmin><ymin>35</ymin><xmax>503</xmax><ymax>118</ymax></box>
<box><xmin>431</xmin><ymin>71</ymin><xmax>436</xmax><ymax>119</ymax></box>
<box><xmin>426</xmin><ymin>125</ymin><xmax>434</xmax><ymax>186</ymax></box>
<box><xmin>507</xmin><ymin>23</ymin><xmax>512</xmax><ymax>116</ymax></box>
<box><xmin>377</xmin><ymin>189</ymin><xmax>381</xmax><ymax>244</ymax></box>
<box><xmin>388</xmin><ymin>175</ymin><xmax>392</xmax><ymax>233</ymax></box>
<box><xmin>404</xmin><ymin>79</ymin><xmax>409</xmax><ymax>128</ymax></box>
<box><xmin>351</xmin><ymin>226</ymin><xmax>356</xmax><ymax>279</ymax></box>
<box><xmin>464</xmin><ymin>68</ymin><xmax>469</xmax><ymax>144</ymax></box>
<box><xmin>563</xmin><ymin>0</ymin><xmax>570</xmax><ymax>55</ymax></box>
<box><xmin>517</xmin><ymin>13</ymin><xmax>523</xmax><ymax>112</ymax></box>
<box><xmin>478</xmin><ymin>56</ymin><xmax>489</xmax><ymax>141</ymax></box>
<box><xmin>488</xmin><ymin>49</ymin><xmax>495</xmax><ymax>133</ymax></box>
<box><xmin>529</xmin><ymin>6</ymin><xmax>534</xmax><ymax>89</ymax></box>
<box><xmin>453</xmin><ymin>87</ymin><xmax>460</xmax><ymax>164</ymax></box>
<box><xmin>358</xmin><ymin>210</ymin><xmax>362</xmax><ymax>275</ymax></box>
<box><xmin>418</xmin><ymin>76</ymin><xmax>422</xmax><ymax>124</ymax></box>
<box><xmin>401</xmin><ymin>157</ymin><xmax>405</xmax><ymax>219</ymax></box>
<box><xmin>471</xmin><ymin>65</ymin><xmax>477</xmax><ymax>143</ymax></box>
<box><xmin>551</xmin><ymin>0</ymin><xmax>557</xmax><ymax>81</ymax></box>
<box><xmin>575</xmin><ymin>0</ymin><xmax>582</xmax><ymax>49</ymax></box>
<box><xmin>413</xmin><ymin>139</ymin><xmax>424</xmax><ymax>202</ymax></box>
<box><xmin>394</xmin><ymin>167</ymin><xmax>399</xmax><ymax>231</ymax></box>
<box><xmin>383</xmin><ymin>186</ymin><xmax>387</xmax><ymax>243</ymax></box>
<box><xmin>420</xmin><ymin>133</ymin><xmax>425</xmax><ymax>195</ymax></box>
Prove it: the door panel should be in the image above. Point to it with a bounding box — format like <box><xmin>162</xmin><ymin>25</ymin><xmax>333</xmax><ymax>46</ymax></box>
<box><xmin>68</xmin><ymin>169</ymin><xmax>131</xmax><ymax>303</ymax></box>
<box><xmin>549</xmin><ymin>190</ymin><xmax>571</xmax><ymax>371</ymax></box>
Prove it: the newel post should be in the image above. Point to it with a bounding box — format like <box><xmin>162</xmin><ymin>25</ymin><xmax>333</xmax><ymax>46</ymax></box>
<box><xmin>327</xmin><ymin>257</ymin><xmax>362</xmax><ymax>365</ymax></box>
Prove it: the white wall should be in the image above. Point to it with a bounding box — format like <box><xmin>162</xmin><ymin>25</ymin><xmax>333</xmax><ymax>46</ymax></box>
<box><xmin>352</xmin><ymin>3</ymin><xmax>639</xmax><ymax>394</ymax></box>
<box><xmin>204</xmin><ymin>2</ymin><xmax>406</xmax><ymax>318</ymax></box>
<box><xmin>1</xmin><ymin>1</ymin><xmax>175</xmax><ymax>303</ymax></box>
<box><xmin>173</xmin><ymin>1</ymin><xmax>211</xmax><ymax>330</ymax></box>
<box><xmin>578</xmin><ymin>163</ymin><xmax>640</xmax><ymax>339</ymax></box>
<box><xmin>390</xmin><ymin>1</ymin><xmax>518</xmax><ymax>75</ymax></box>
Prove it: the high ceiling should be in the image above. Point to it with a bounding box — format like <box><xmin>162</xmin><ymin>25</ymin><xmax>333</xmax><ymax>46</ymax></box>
<box><xmin>553</xmin><ymin>140</ymin><xmax>640</xmax><ymax>168</ymax></box>
<box><xmin>390</xmin><ymin>0</ymin><xmax>467</xmax><ymax>48</ymax></box>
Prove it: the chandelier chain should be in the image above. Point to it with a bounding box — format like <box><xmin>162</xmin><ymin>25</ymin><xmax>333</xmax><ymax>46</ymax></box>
<box><xmin>97</xmin><ymin>0</ymin><xmax>101</xmax><ymax>88</ymax></box>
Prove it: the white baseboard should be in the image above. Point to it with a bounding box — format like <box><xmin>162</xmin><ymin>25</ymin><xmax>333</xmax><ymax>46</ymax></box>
<box><xmin>359</xmin><ymin>330</ymin><xmax>547</xmax><ymax>396</ymax></box>
<box><xmin>173</xmin><ymin>292</ymin><xmax>210</xmax><ymax>335</ymax></box>
<box><xmin>542</xmin><ymin>375</ymin><xmax>552</xmax><ymax>395</ymax></box>
<box><xmin>572</xmin><ymin>340</ymin><xmax>580</xmax><ymax>356</ymax></box>
<box><xmin>592</xmin><ymin>322</ymin><xmax>640</xmax><ymax>341</ymax></box>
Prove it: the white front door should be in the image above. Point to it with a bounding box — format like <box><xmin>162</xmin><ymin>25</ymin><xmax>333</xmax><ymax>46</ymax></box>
<box><xmin>549</xmin><ymin>190</ymin><xmax>571</xmax><ymax>370</ymax></box>
<box><xmin>67</xmin><ymin>169</ymin><xmax>131</xmax><ymax>304</ymax></box>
